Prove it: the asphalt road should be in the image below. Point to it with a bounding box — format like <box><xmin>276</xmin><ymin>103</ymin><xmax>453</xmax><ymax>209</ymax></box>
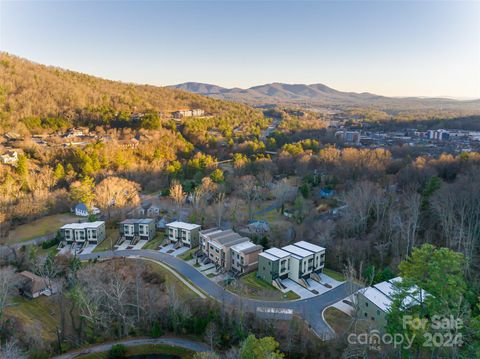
<box><xmin>53</xmin><ymin>337</ymin><xmax>210</xmax><ymax>359</ymax></box>
<box><xmin>80</xmin><ymin>249</ymin><xmax>359</xmax><ymax>337</ymax></box>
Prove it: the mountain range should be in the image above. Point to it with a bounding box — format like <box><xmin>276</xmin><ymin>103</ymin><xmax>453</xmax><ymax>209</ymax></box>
<box><xmin>171</xmin><ymin>82</ymin><xmax>480</xmax><ymax>112</ymax></box>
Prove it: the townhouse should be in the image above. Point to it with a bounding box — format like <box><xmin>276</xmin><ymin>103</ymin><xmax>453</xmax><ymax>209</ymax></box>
<box><xmin>200</xmin><ymin>228</ymin><xmax>261</xmax><ymax>272</ymax></box>
<box><xmin>119</xmin><ymin>218</ymin><xmax>156</xmax><ymax>242</ymax></box>
<box><xmin>357</xmin><ymin>277</ymin><xmax>429</xmax><ymax>331</ymax></box>
<box><xmin>230</xmin><ymin>241</ymin><xmax>263</xmax><ymax>274</ymax></box>
<box><xmin>257</xmin><ymin>241</ymin><xmax>325</xmax><ymax>288</ymax></box>
<box><xmin>166</xmin><ymin>221</ymin><xmax>201</xmax><ymax>248</ymax></box>
<box><xmin>60</xmin><ymin>221</ymin><xmax>106</xmax><ymax>247</ymax></box>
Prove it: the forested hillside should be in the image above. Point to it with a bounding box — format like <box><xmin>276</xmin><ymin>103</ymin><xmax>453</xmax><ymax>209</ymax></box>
<box><xmin>0</xmin><ymin>53</ymin><xmax>261</xmax><ymax>133</ymax></box>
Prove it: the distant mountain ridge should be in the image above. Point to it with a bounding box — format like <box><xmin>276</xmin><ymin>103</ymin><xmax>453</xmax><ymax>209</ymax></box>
<box><xmin>171</xmin><ymin>82</ymin><xmax>480</xmax><ymax>112</ymax></box>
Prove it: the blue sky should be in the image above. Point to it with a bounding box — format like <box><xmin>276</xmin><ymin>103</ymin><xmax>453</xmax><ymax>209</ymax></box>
<box><xmin>1</xmin><ymin>1</ymin><xmax>479</xmax><ymax>98</ymax></box>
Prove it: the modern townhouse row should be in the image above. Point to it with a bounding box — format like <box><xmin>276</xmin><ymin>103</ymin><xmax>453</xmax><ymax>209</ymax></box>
<box><xmin>257</xmin><ymin>241</ymin><xmax>326</xmax><ymax>289</ymax></box>
<box><xmin>60</xmin><ymin>221</ymin><xmax>106</xmax><ymax>250</ymax></box>
<box><xmin>199</xmin><ymin>228</ymin><xmax>263</xmax><ymax>274</ymax></box>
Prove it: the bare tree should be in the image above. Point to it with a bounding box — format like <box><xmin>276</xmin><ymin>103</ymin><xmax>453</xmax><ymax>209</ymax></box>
<box><xmin>0</xmin><ymin>266</ymin><xmax>15</xmax><ymax>323</ymax></box>
<box><xmin>95</xmin><ymin>176</ymin><xmax>141</xmax><ymax>219</ymax></box>
<box><xmin>204</xmin><ymin>321</ymin><xmax>219</xmax><ymax>351</ymax></box>
<box><xmin>0</xmin><ymin>339</ymin><xmax>27</xmax><ymax>359</ymax></box>
<box><xmin>169</xmin><ymin>180</ymin><xmax>185</xmax><ymax>217</ymax></box>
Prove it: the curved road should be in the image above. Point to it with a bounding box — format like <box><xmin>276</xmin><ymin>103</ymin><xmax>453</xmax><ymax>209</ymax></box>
<box><xmin>53</xmin><ymin>337</ymin><xmax>209</xmax><ymax>359</ymax></box>
<box><xmin>80</xmin><ymin>249</ymin><xmax>359</xmax><ymax>338</ymax></box>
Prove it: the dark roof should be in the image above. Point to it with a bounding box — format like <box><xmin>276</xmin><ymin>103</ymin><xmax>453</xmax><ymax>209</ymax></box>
<box><xmin>242</xmin><ymin>245</ymin><xmax>264</xmax><ymax>255</ymax></box>
<box><xmin>19</xmin><ymin>271</ymin><xmax>47</xmax><ymax>294</ymax></box>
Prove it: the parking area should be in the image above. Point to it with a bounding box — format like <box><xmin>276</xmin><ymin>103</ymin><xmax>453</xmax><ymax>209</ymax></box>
<box><xmin>58</xmin><ymin>243</ymin><xmax>97</xmax><ymax>255</ymax></box>
<box><xmin>279</xmin><ymin>273</ymin><xmax>344</xmax><ymax>299</ymax></box>
<box><xmin>158</xmin><ymin>243</ymin><xmax>190</xmax><ymax>257</ymax></box>
<box><xmin>81</xmin><ymin>244</ymin><xmax>97</xmax><ymax>254</ymax></box>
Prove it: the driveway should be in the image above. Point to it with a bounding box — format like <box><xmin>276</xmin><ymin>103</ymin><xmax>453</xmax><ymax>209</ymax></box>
<box><xmin>80</xmin><ymin>249</ymin><xmax>361</xmax><ymax>338</ymax></box>
<box><xmin>53</xmin><ymin>337</ymin><xmax>209</xmax><ymax>359</ymax></box>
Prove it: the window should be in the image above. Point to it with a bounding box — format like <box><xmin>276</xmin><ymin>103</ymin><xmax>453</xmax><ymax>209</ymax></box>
<box><xmin>364</xmin><ymin>313</ymin><xmax>367</xmax><ymax>317</ymax></box>
<box><xmin>377</xmin><ymin>310</ymin><xmax>380</xmax><ymax>315</ymax></box>
<box><xmin>365</xmin><ymin>302</ymin><xmax>369</xmax><ymax>307</ymax></box>
<box><xmin>371</xmin><ymin>317</ymin><xmax>375</xmax><ymax>321</ymax></box>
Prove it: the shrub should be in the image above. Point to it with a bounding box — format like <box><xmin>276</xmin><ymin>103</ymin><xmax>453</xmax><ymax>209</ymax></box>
<box><xmin>108</xmin><ymin>344</ymin><xmax>127</xmax><ymax>358</ymax></box>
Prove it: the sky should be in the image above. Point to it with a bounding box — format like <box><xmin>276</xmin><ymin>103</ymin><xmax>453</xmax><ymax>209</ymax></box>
<box><xmin>1</xmin><ymin>1</ymin><xmax>479</xmax><ymax>98</ymax></box>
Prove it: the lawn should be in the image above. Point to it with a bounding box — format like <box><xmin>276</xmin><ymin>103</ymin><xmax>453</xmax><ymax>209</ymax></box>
<box><xmin>143</xmin><ymin>233</ymin><xmax>165</xmax><ymax>250</ymax></box>
<box><xmin>323</xmin><ymin>307</ymin><xmax>352</xmax><ymax>334</ymax></box>
<box><xmin>5</xmin><ymin>295</ymin><xmax>60</xmax><ymax>343</ymax></box>
<box><xmin>323</xmin><ymin>268</ymin><xmax>345</xmax><ymax>282</ymax></box>
<box><xmin>93</xmin><ymin>227</ymin><xmax>118</xmax><ymax>252</ymax></box>
<box><xmin>227</xmin><ymin>272</ymin><xmax>300</xmax><ymax>301</ymax></box>
<box><xmin>77</xmin><ymin>343</ymin><xmax>195</xmax><ymax>359</ymax></box>
<box><xmin>178</xmin><ymin>248</ymin><xmax>196</xmax><ymax>261</ymax></box>
<box><xmin>4</xmin><ymin>213</ymin><xmax>78</xmax><ymax>245</ymax></box>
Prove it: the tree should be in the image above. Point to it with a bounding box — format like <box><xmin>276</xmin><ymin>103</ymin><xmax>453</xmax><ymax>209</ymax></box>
<box><xmin>169</xmin><ymin>180</ymin><xmax>185</xmax><ymax>217</ymax></box>
<box><xmin>240</xmin><ymin>334</ymin><xmax>284</xmax><ymax>359</ymax></box>
<box><xmin>204</xmin><ymin>321</ymin><xmax>219</xmax><ymax>351</ymax></box>
<box><xmin>387</xmin><ymin>244</ymin><xmax>471</xmax><ymax>357</ymax></box>
<box><xmin>0</xmin><ymin>266</ymin><xmax>15</xmax><ymax>323</ymax></box>
<box><xmin>108</xmin><ymin>344</ymin><xmax>127</xmax><ymax>358</ymax></box>
<box><xmin>54</xmin><ymin>163</ymin><xmax>65</xmax><ymax>181</ymax></box>
<box><xmin>95</xmin><ymin>176</ymin><xmax>141</xmax><ymax>218</ymax></box>
<box><xmin>70</xmin><ymin>176</ymin><xmax>95</xmax><ymax>208</ymax></box>
<box><xmin>0</xmin><ymin>340</ymin><xmax>26</xmax><ymax>359</ymax></box>
<box><xmin>210</xmin><ymin>168</ymin><xmax>224</xmax><ymax>183</ymax></box>
<box><xmin>16</xmin><ymin>154</ymin><xmax>29</xmax><ymax>189</ymax></box>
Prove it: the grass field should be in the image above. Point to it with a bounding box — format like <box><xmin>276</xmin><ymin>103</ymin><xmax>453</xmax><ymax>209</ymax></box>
<box><xmin>5</xmin><ymin>295</ymin><xmax>60</xmax><ymax>343</ymax></box>
<box><xmin>178</xmin><ymin>248</ymin><xmax>196</xmax><ymax>261</ymax></box>
<box><xmin>93</xmin><ymin>227</ymin><xmax>118</xmax><ymax>252</ymax></box>
<box><xmin>227</xmin><ymin>272</ymin><xmax>300</xmax><ymax>301</ymax></box>
<box><xmin>77</xmin><ymin>343</ymin><xmax>194</xmax><ymax>359</ymax></box>
<box><xmin>143</xmin><ymin>233</ymin><xmax>165</xmax><ymax>250</ymax></box>
<box><xmin>5</xmin><ymin>213</ymin><xmax>78</xmax><ymax>245</ymax></box>
<box><xmin>323</xmin><ymin>307</ymin><xmax>352</xmax><ymax>334</ymax></box>
<box><xmin>323</xmin><ymin>268</ymin><xmax>345</xmax><ymax>282</ymax></box>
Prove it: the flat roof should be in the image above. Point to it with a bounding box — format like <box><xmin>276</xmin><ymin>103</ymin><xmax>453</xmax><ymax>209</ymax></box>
<box><xmin>200</xmin><ymin>228</ymin><xmax>222</xmax><ymax>235</ymax></box>
<box><xmin>231</xmin><ymin>241</ymin><xmax>261</xmax><ymax>253</ymax></box>
<box><xmin>259</xmin><ymin>247</ymin><xmax>290</xmax><ymax>261</ymax></box>
<box><xmin>121</xmin><ymin>218</ymin><xmax>154</xmax><ymax>224</ymax></box>
<box><xmin>282</xmin><ymin>244</ymin><xmax>313</xmax><ymax>258</ymax></box>
<box><xmin>293</xmin><ymin>241</ymin><xmax>325</xmax><ymax>253</ymax></box>
<box><xmin>259</xmin><ymin>252</ymin><xmax>280</xmax><ymax>261</ymax></box>
<box><xmin>267</xmin><ymin>247</ymin><xmax>291</xmax><ymax>259</ymax></box>
<box><xmin>166</xmin><ymin>221</ymin><xmax>201</xmax><ymax>230</ymax></box>
<box><xmin>362</xmin><ymin>287</ymin><xmax>393</xmax><ymax>312</ymax></box>
<box><xmin>61</xmin><ymin>221</ymin><xmax>104</xmax><ymax>229</ymax></box>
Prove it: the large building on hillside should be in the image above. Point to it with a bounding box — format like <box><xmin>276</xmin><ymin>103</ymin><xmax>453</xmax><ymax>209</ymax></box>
<box><xmin>257</xmin><ymin>241</ymin><xmax>325</xmax><ymax>288</ymax></box>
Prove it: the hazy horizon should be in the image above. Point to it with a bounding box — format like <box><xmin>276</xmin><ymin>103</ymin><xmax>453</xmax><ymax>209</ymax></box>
<box><xmin>1</xmin><ymin>1</ymin><xmax>479</xmax><ymax>98</ymax></box>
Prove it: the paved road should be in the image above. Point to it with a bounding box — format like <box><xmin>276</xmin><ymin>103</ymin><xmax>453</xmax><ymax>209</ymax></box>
<box><xmin>53</xmin><ymin>337</ymin><xmax>209</xmax><ymax>359</ymax></box>
<box><xmin>80</xmin><ymin>249</ymin><xmax>359</xmax><ymax>337</ymax></box>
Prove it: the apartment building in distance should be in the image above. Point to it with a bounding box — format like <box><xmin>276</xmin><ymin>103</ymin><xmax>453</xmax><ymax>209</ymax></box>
<box><xmin>166</xmin><ymin>221</ymin><xmax>201</xmax><ymax>248</ymax></box>
<box><xmin>200</xmin><ymin>228</ymin><xmax>262</xmax><ymax>273</ymax></box>
<box><xmin>60</xmin><ymin>221</ymin><xmax>106</xmax><ymax>247</ymax></box>
<box><xmin>257</xmin><ymin>241</ymin><xmax>325</xmax><ymax>288</ymax></box>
